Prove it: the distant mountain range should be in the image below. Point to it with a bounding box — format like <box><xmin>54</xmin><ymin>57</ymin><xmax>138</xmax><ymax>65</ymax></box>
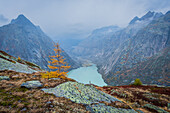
<box><xmin>73</xmin><ymin>11</ymin><xmax>170</xmax><ymax>86</ymax></box>
<box><xmin>0</xmin><ymin>14</ymin><xmax>79</xmax><ymax>70</ymax></box>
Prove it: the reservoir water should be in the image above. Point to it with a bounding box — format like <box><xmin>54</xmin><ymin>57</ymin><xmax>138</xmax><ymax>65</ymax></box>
<box><xmin>68</xmin><ymin>64</ymin><xmax>107</xmax><ymax>86</ymax></box>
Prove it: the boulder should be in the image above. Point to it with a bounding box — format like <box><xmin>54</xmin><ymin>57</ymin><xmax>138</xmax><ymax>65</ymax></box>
<box><xmin>0</xmin><ymin>76</ymin><xmax>10</xmax><ymax>81</ymax></box>
<box><xmin>42</xmin><ymin>81</ymin><xmax>137</xmax><ymax>113</ymax></box>
<box><xmin>21</xmin><ymin>80</ymin><xmax>42</xmax><ymax>88</ymax></box>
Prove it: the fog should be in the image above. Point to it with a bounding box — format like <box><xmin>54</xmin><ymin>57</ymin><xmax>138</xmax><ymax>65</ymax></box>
<box><xmin>0</xmin><ymin>0</ymin><xmax>170</xmax><ymax>39</ymax></box>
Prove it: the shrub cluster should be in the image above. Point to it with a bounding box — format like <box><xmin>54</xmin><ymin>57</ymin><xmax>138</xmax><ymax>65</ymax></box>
<box><xmin>132</xmin><ymin>78</ymin><xmax>142</xmax><ymax>86</ymax></box>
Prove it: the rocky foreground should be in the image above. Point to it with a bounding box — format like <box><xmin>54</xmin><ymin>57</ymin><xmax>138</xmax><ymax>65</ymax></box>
<box><xmin>96</xmin><ymin>85</ymin><xmax>170</xmax><ymax>113</ymax></box>
<box><xmin>0</xmin><ymin>70</ymin><xmax>169</xmax><ymax>113</ymax></box>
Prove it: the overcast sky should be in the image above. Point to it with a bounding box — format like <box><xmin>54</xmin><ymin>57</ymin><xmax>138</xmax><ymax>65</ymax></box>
<box><xmin>0</xmin><ymin>0</ymin><xmax>170</xmax><ymax>39</ymax></box>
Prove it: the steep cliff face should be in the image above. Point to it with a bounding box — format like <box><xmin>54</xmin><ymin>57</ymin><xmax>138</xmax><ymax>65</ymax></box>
<box><xmin>0</xmin><ymin>14</ymin><xmax>79</xmax><ymax>70</ymax></box>
<box><xmin>99</xmin><ymin>11</ymin><xmax>170</xmax><ymax>86</ymax></box>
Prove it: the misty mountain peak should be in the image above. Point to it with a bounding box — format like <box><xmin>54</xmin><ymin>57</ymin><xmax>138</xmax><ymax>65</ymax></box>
<box><xmin>141</xmin><ymin>11</ymin><xmax>154</xmax><ymax>20</ymax></box>
<box><xmin>129</xmin><ymin>11</ymin><xmax>163</xmax><ymax>25</ymax></box>
<box><xmin>11</xmin><ymin>14</ymin><xmax>34</xmax><ymax>26</ymax></box>
<box><xmin>129</xmin><ymin>16</ymin><xmax>140</xmax><ymax>24</ymax></box>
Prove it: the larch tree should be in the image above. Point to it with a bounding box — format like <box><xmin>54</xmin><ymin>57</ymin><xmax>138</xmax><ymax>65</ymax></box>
<box><xmin>42</xmin><ymin>43</ymin><xmax>71</xmax><ymax>79</ymax></box>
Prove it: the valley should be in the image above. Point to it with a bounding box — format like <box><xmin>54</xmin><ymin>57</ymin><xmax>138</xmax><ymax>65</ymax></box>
<box><xmin>0</xmin><ymin>1</ymin><xmax>169</xmax><ymax>112</ymax></box>
<box><xmin>69</xmin><ymin>11</ymin><xmax>170</xmax><ymax>87</ymax></box>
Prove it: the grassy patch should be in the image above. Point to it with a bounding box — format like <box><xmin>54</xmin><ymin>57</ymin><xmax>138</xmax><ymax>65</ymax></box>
<box><xmin>0</xmin><ymin>101</ymin><xmax>13</xmax><ymax>106</ymax></box>
<box><xmin>16</xmin><ymin>87</ymin><xmax>29</xmax><ymax>92</ymax></box>
<box><xmin>0</xmin><ymin>89</ymin><xmax>5</xmax><ymax>92</ymax></box>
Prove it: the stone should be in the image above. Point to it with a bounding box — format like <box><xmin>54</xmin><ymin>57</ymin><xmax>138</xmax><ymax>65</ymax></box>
<box><xmin>42</xmin><ymin>81</ymin><xmax>137</xmax><ymax>113</ymax></box>
<box><xmin>144</xmin><ymin>104</ymin><xmax>168</xmax><ymax>113</ymax></box>
<box><xmin>168</xmin><ymin>103</ymin><xmax>170</xmax><ymax>110</ymax></box>
<box><xmin>49</xmin><ymin>78</ymin><xmax>61</xmax><ymax>80</ymax></box>
<box><xmin>86</xmin><ymin>104</ymin><xmax>136</xmax><ymax>113</ymax></box>
<box><xmin>0</xmin><ymin>76</ymin><xmax>10</xmax><ymax>81</ymax></box>
<box><xmin>42</xmin><ymin>81</ymin><xmax>120</xmax><ymax>105</ymax></box>
<box><xmin>136</xmin><ymin>110</ymin><xmax>144</xmax><ymax>113</ymax></box>
<box><xmin>11</xmin><ymin>75</ymin><xmax>20</xmax><ymax>79</ymax></box>
<box><xmin>21</xmin><ymin>107</ymin><xmax>27</xmax><ymax>111</ymax></box>
<box><xmin>21</xmin><ymin>80</ymin><xmax>42</xmax><ymax>88</ymax></box>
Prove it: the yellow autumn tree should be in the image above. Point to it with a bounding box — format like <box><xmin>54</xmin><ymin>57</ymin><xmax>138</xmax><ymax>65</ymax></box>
<box><xmin>42</xmin><ymin>43</ymin><xmax>71</xmax><ymax>79</ymax></box>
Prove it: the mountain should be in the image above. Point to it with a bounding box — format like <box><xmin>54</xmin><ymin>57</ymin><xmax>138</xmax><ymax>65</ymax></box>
<box><xmin>129</xmin><ymin>11</ymin><xmax>163</xmax><ymax>25</ymax></box>
<box><xmin>73</xmin><ymin>11</ymin><xmax>163</xmax><ymax>63</ymax></box>
<box><xmin>98</xmin><ymin>11</ymin><xmax>170</xmax><ymax>86</ymax></box>
<box><xmin>0</xmin><ymin>14</ymin><xmax>79</xmax><ymax>70</ymax></box>
<box><xmin>72</xmin><ymin>25</ymin><xmax>121</xmax><ymax>61</ymax></box>
<box><xmin>72</xmin><ymin>11</ymin><xmax>169</xmax><ymax>86</ymax></box>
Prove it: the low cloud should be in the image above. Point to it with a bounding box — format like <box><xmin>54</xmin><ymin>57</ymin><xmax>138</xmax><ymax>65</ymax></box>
<box><xmin>0</xmin><ymin>14</ymin><xmax>9</xmax><ymax>26</ymax></box>
<box><xmin>0</xmin><ymin>0</ymin><xmax>169</xmax><ymax>38</ymax></box>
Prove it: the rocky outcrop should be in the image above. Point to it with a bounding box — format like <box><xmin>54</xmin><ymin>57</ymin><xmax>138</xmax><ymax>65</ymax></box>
<box><xmin>0</xmin><ymin>14</ymin><xmax>79</xmax><ymax>70</ymax></box>
<box><xmin>43</xmin><ymin>81</ymin><xmax>136</xmax><ymax>112</ymax></box>
<box><xmin>21</xmin><ymin>80</ymin><xmax>42</xmax><ymax>88</ymax></box>
<box><xmin>0</xmin><ymin>76</ymin><xmax>10</xmax><ymax>81</ymax></box>
<box><xmin>0</xmin><ymin>50</ymin><xmax>41</xmax><ymax>73</ymax></box>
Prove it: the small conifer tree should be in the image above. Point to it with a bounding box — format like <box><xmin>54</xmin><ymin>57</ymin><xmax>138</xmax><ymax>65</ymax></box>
<box><xmin>42</xmin><ymin>43</ymin><xmax>70</xmax><ymax>79</ymax></box>
<box><xmin>17</xmin><ymin>56</ymin><xmax>21</xmax><ymax>62</ymax></box>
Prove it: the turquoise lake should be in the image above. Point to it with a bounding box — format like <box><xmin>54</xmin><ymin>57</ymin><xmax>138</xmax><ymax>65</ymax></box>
<box><xmin>68</xmin><ymin>64</ymin><xmax>107</xmax><ymax>86</ymax></box>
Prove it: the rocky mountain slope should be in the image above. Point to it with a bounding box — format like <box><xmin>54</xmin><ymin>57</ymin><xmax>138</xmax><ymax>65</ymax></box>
<box><xmin>0</xmin><ymin>50</ymin><xmax>42</xmax><ymax>73</ymax></box>
<box><xmin>73</xmin><ymin>11</ymin><xmax>163</xmax><ymax>62</ymax></box>
<box><xmin>99</xmin><ymin>11</ymin><xmax>170</xmax><ymax>86</ymax></box>
<box><xmin>72</xmin><ymin>25</ymin><xmax>121</xmax><ymax>61</ymax></box>
<box><xmin>0</xmin><ymin>14</ymin><xmax>79</xmax><ymax>70</ymax></box>
<box><xmin>72</xmin><ymin>11</ymin><xmax>169</xmax><ymax>86</ymax></box>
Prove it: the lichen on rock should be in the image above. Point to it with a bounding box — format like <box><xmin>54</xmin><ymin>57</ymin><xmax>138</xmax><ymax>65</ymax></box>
<box><xmin>21</xmin><ymin>80</ymin><xmax>42</xmax><ymax>88</ymax></box>
<box><xmin>42</xmin><ymin>81</ymin><xmax>137</xmax><ymax>112</ymax></box>
<box><xmin>0</xmin><ymin>76</ymin><xmax>10</xmax><ymax>81</ymax></box>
